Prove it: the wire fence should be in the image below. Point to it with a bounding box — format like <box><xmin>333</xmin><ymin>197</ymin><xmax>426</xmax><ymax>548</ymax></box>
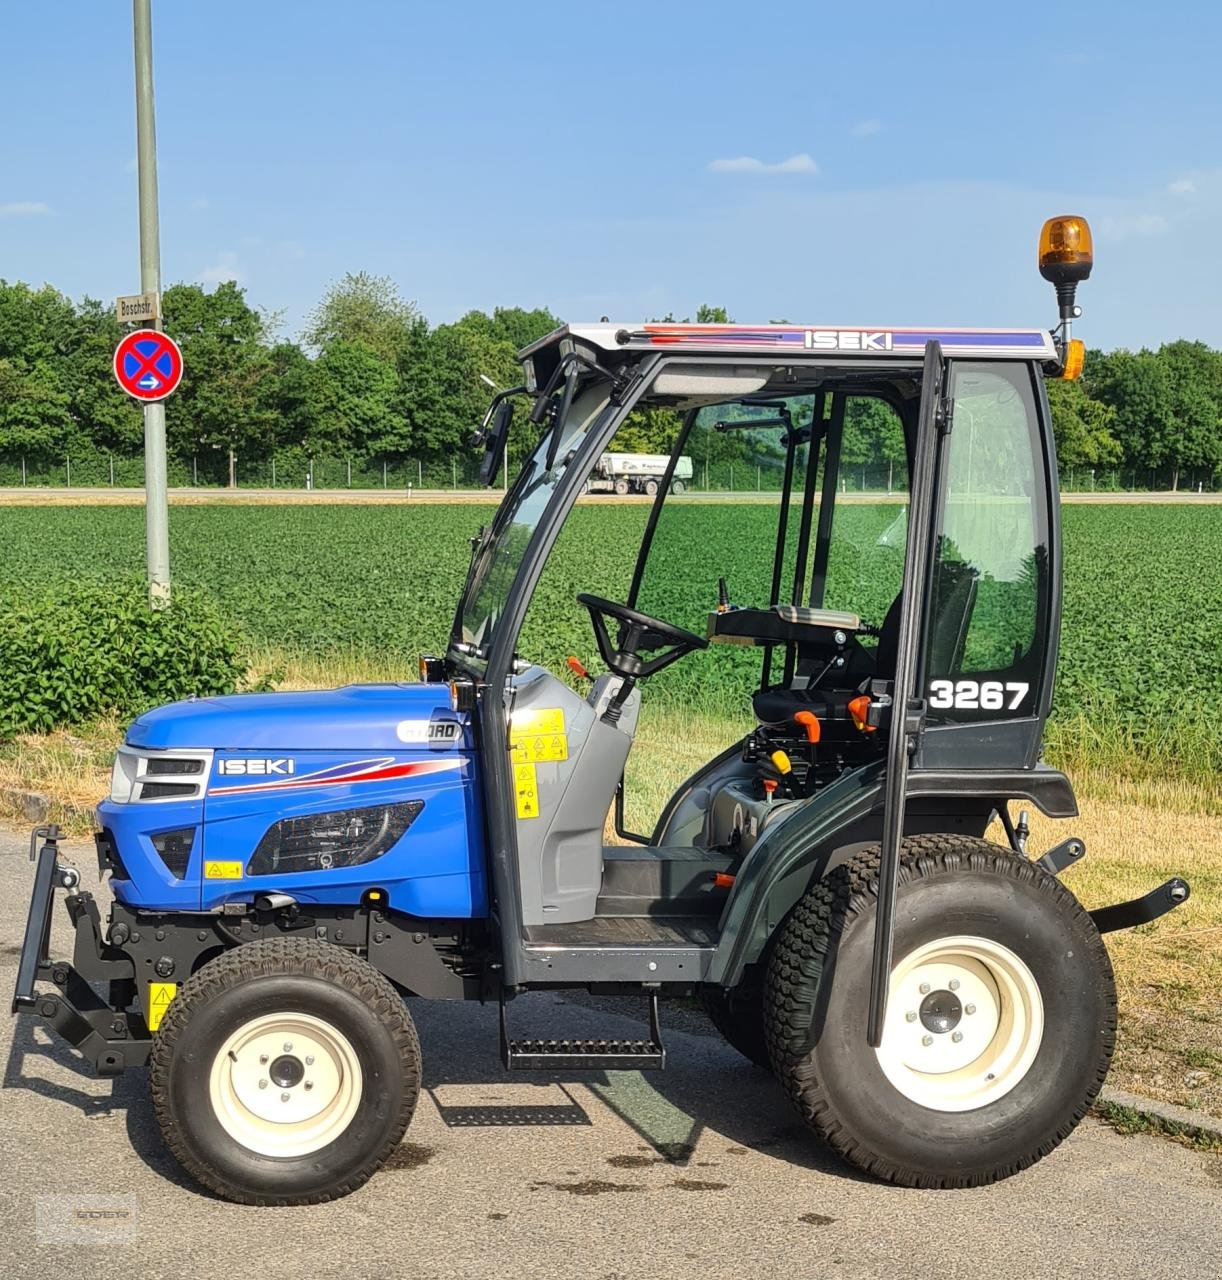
<box><xmin>0</xmin><ymin>452</ymin><xmax>1216</xmax><ymax>494</ymax></box>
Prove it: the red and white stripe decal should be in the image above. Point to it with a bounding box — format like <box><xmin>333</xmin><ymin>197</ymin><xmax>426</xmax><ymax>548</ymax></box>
<box><xmin>208</xmin><ymin>756</ymin><xmax>461</xmax><ymax>797</ymax></box>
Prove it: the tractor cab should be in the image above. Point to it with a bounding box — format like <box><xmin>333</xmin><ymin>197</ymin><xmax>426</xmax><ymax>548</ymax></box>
<box><xmin>445</xmin><ymin>321</ymin><xmax>1068</xmax><ymax>990</ymax></box>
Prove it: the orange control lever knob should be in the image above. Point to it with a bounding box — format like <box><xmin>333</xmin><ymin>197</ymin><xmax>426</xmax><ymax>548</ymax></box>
<box><xmin>847</xmin><ymin>694</ymin><xmax>876</xmax><ymax>732</ymax></box>
<box><xmin>566</xmin><ymin>655</ymin><xmax>590</xmax><ymax>680</ymax></box>
<box><xmin>713</xmin><ymin>872</ymin><xmax>736</xmax><ymax>889</ymax></box>
<box><xmin>794</xmin><ymin>710</ymin><xmax>821</xmax><ymax>743</ymax></box>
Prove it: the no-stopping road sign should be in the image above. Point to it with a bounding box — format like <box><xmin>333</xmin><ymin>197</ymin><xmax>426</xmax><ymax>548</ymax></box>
<box><xmin>113</xmin><ymin>329</ymin><xmax>184</xmax><ymax>401</ymax></box>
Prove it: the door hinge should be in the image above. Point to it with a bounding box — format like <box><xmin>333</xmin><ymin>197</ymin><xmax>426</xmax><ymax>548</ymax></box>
<box><xmin>936</xmin><ymin>396</ymin><xmax>954</xmax><ymax>434</ymax></box>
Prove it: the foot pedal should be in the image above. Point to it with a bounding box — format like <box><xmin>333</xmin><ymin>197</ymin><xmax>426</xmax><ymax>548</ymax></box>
<box><xmin>500</xmin><ymin>991</ymin><xmax>666</xmax><ymax>1071</ymax></box>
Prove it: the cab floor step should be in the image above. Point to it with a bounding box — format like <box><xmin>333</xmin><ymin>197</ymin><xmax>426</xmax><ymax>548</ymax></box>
<box><xmin>500</xmin><ymin>992</ymin><xmax>666</xmax><ymax>1072</ymax></box>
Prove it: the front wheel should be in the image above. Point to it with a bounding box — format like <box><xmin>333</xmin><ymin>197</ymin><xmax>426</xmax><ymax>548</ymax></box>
<box><xmin>150</xmin><ymin>937</ymin><xmax>421</xmax><ymax>1205</ymax></box>
<box><xmin>764</xmin><ymin>835</ymin><xmax>1116</xmax><ymax>1188</ymax></box>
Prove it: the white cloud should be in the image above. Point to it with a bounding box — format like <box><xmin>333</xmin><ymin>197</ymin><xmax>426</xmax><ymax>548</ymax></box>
<box><xmin>197</xmin><ymin>251</ymin><xmax>245</xmax><ymax>285</ymax></box>
<box><xmin>1167</xmin><ymin>178</ymin><xmax>1195</xmax><ymax>196</ymax></box>
<box><xmin>1099</xmin><ymin>213</ymin><xmax>1169</xmax><ymax>241</ymax></box>
<box><xmin>708</xmin><ymin>153</ymin><xmax>818</xmax><ymax>175</ymax></box>
<box><xmin>850</xmin><ymin>119</ymin><xmax>883</xmax><ymax>138</ymax></box>
<box><xmin>0</xmin><ymin>201</ymin><xmax>52</xmax><ymax>216</ymax></box>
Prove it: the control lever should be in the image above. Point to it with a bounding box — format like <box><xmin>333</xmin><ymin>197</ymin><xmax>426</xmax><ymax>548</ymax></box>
<box><xmin>793</xmin><ymin>710</ymin><xmax>821</xmax><ymax>744</ymax></box>
<box><xmin>566</xmin><ymin>655</ymin><xmax>591</xmax><ymax>683</ymax></box>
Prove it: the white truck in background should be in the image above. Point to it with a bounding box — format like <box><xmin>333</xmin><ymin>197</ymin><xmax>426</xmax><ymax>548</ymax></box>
<box><xmin>585</xmin><ymin>452</ymin><xmax>694</xmax><ymax>496</ymax></box>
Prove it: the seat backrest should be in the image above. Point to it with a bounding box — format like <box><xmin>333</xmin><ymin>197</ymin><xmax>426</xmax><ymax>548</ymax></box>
<box><xmin>872</xmin><ymin>560</ymin><xmax>980</xmax><ymax>680</ymax></box>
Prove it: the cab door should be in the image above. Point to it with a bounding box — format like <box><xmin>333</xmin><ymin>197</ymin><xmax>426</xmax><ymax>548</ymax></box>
<box><xmin>867</xmin><ymin>340</ymin><xmax>946</xmax><ymax>1045</ymax></box>
<box><xmin>915</xmin><ymin>359</ymin><xmax>1058</xmax><ymax>770</ymax></box>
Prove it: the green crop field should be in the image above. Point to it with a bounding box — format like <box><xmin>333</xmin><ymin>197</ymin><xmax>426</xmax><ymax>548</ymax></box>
<box><xmin>0</xmin><ymin>501</ymin><xmax>1219</xmax><ymax>777</ymax></box>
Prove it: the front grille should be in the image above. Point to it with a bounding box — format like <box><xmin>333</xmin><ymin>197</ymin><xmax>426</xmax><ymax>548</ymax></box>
<box><xmin>145</xmin><ymin>757</ymin><xmax>204</xmax><ymax>777</ymax></box>
<box><xmin>247</xmin><ymin>802</ymin><xmax>424</xmax><ymax>877</ymax></box>
<box><xmin>150</xmin><ymin>827</ymin><xmax>196</xmax><ymax>879</ymax></box>
<box><xmin>139</xmin><ymin>781</ymin><xmax>198</xmax><ymax>800</ymax></box>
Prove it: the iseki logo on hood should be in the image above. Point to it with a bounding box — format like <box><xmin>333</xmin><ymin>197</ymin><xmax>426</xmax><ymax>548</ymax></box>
<box><xmin>217</xmin><ymin>758</ymin><xmax>296</xmax><ymax>776</ymax></box>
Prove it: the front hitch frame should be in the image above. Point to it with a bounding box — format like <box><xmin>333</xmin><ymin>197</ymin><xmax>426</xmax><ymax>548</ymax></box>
<box><xmin>12</xmin><ymin>826</ymin><xmax>151</xmax><ymax>1075</ymax></box>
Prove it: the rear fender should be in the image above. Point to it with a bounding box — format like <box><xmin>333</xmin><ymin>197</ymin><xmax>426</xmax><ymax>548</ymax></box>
<box><xmin>710</xmin><ymin>761</ymin><xmax>1079</xmax><ymax>988</ymax></box>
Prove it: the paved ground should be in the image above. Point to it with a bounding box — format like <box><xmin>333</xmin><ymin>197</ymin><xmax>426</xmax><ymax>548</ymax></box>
<box><xmin>1</xmin><ymin>827</ymin><xmax>1219</xmax><ymax>1280</ymax></box>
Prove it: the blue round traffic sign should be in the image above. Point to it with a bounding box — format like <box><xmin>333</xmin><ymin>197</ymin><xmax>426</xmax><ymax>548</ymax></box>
<box><xmin>113</xmin><ymin>329</ymin><xmax>184</xmax><ymax>401</ymax></box>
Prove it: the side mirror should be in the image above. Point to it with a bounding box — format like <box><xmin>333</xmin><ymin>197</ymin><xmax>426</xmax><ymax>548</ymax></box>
<box><xmin>478</xmin><ymin>399</ymin><xmax>514</xmax><ymax>486</ymax></box>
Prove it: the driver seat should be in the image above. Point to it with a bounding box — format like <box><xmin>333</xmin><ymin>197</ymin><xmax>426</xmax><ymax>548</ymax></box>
<box><xmin>751</xmin><ymin>564</ymin><xmax>979</xmax><ymax>726</ymax></box>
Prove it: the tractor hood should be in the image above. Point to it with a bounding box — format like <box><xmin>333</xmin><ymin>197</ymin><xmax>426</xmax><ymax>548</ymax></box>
<box><xmin>126</xmin><ymin>684</ymin><xmax>465</xmax><ymax>752</ymax></box>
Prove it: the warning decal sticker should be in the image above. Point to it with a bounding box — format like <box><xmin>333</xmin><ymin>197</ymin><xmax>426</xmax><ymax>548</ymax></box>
<box><xmin>510</xmin><ymin>707</ymin><xmax>568</xmax><ymax>764</ymax></box>
<box><xmin>147</xmin><ymin>982</ymin><xmax>177</xmax><ymax>1031</ymax></box>
<box><xmin>204</xmin><ymin>861</ymin><xmax>243</xmax><ymax>880</ymax></box>
<box><xmin>513</xmin><ymin>761</ymin><xmax>541</xmax><ymax>819</ymax></box>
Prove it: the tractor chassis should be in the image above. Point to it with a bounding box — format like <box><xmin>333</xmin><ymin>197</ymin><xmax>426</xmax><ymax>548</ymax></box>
<box><xmin>15</xmin><ymin>825</ymin><xmax>1191</xmax><ymax>1079</ymax></box>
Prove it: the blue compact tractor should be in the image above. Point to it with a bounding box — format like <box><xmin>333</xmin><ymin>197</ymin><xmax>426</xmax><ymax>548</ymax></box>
<box><xmin>13</xmin><ymin>218</ymin><xmax>1189</xmax><ymax>1203</ymax></box>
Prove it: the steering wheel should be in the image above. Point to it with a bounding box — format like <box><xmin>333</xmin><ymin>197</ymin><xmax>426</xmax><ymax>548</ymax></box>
<box><xmin>576</xmin><ymin>593</ymin><xmax>708</xmax><ymax>680</ymax></box>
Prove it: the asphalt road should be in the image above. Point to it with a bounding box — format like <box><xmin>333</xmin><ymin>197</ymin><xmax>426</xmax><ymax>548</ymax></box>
<box><xmin>1</xmin><ymin>826</ymin><xmax>1218</xmax><ymax>1280</ymax></box>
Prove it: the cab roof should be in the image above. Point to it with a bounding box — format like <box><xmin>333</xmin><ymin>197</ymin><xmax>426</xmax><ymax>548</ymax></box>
<box><xmin>520</xmin><ymin>322</ymin><xmax>1057</xmax><ymax>363</ymax></box>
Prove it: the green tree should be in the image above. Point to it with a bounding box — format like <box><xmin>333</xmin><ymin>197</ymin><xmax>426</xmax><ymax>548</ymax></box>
<box><xmin>65</xmin><ymin>297</ymin><xmax>141</xmax><ymax>456</ymax></box>
<box><xmin>0</xmin><ymin>359</ymin><xmax>73</xmax><ymax>457</ymax></box>
<box><xmin>456</xmin><ymin>306</ymin><xmax>562</xmax><ymax>352</ymax></box>
<box><xmin>163</xmin><ymin>282</ymin><xmax>275</xmax><ymax>485</ymax></box>
<box><xmin>0</xmin><ymin>282</ymin><xmax>79</xmax><ymax>465</ymax></box>
<box><xmin>405</xmin><ymin>323</ymin><xmax>519</xmax><ymax>461</ymax></box>
<box><xmin>303</xmin><ymin>272</ymin><xmax>420</xmax><ymax>363</ymax></box>
<box><xmin>309</xmin><ymin>340</ymin><xmax>404</xmax><ymax>460</ymax></box>
<box><xmin>1159</xmin><ymin>340</ymin><xmax>1222</xmax><ymax>489</ymax></box>
<box><xmin>1045</xmin><ymin>379</ymin><xmax>1122</xmax><ymax>474</ymax></box>
<box><xmin>694</xmin><ymin>304</ymin><xmax>730</xmax><ymax>324</ymax></box>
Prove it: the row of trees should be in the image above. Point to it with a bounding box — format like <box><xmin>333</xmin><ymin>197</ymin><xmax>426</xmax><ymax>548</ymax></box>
<box><xmin>1</xmin><ymin>276</ymin><xmax>1219</xmax><ymax>489</ymax></box>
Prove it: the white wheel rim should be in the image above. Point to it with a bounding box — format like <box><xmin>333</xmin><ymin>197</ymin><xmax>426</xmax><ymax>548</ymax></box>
<box><xmin>208</xmin><ymin>1012</ymin><xmax>363</xmax><ymax>1157</ymax></box>
<box><xmin>874</xmin><ymin>935</ymin><xmax>1044</xmax><ymax>1112</ymax></box>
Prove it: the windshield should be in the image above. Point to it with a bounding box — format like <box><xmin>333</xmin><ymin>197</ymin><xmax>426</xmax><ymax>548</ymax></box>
<box><xmin>453</xmin><ymin>378</ymin><xmax>612</xmax><ymax>659</ymax></box>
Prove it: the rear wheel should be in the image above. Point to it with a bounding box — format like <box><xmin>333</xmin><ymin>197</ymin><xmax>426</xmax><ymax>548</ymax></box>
<box><xmin>150</xmin><ymin>937</ymin><xmax>421</xmax><ymax>1205</ymax></box>
<box><xmin>764</xmin><ymin>835</ymin><xmax>1115</xmax><ymax>1187</ymax></box>
<box><xmin>614</xmin><ymin>478</ymin><xmax>630</xmax><ymax>496</ymax></box>
<box><xmin>644</xmin><ymin>479</ymin><xmax>659</xmax><ymax>497</ymax></box>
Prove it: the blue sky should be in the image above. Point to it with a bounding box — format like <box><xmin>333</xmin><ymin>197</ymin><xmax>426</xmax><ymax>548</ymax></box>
<box><xmin>3</xmin><ymin>1</ymin><xmax>1220</xmax><ymax>349</ymax></box>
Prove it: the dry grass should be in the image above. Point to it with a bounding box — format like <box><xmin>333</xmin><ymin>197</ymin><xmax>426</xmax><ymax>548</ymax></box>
<box><xmin>1</xmin><ymin>688</ymin><xmax>1215</xmax><ymax>1116</ymax></box>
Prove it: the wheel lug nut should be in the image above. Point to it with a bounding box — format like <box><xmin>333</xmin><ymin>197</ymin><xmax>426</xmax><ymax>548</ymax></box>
<box><xmin>922</xmin><ymin>1034</ymin><xmax>933</xmax><ymax>1047</ymax></box>
<box><xmin>305</xmin><ymin>1081</ymin><xmax>313</xmax><ymax>1090</ymax></box>
<box><xmin>965</xmin><ymin>1004</ymin><xmax>976</xmax><ymax>1015</ymax></box>
<box><xmin>281</xmin><ymin>1092</ymin><xmax>290</xmax><ymax>1102</ymax></box>
<box><xmin>918</xmin><ymin>983</ymin><xmax>931</xmax><ymax>995</ymax></box>
<box><xmin>305</xmin><ymin>1055</ymin><xmax>314</xmax><ymax>1065</ymax></box>
<box><xmin>283</xmin><ymin>1042</ymin><xmax>293</xmax><ymax>1052</ymax></box>
<box><xmin>952</xmin><ymin>1031</ymin><xmax>963</xmax><ymax>1043</ymax></box>
<box><xmin>948</xmin><ymin>979</ymin><xmax>960</xmax><ymax>991</ymax></box>
<box><xmin>259</xmin><ymin>1054</ymin><xmax>268</xmax><ymax>1064</ymax></box>
<box><xmin>258</xmin><ymin>1079</ymin><xmax>267</xmax><ymax>1089</ymax></box>
<box><xmin>905</xmin><ymin>1011</ymin><xmax>917</xmax><ymax>1023</ymax></box>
